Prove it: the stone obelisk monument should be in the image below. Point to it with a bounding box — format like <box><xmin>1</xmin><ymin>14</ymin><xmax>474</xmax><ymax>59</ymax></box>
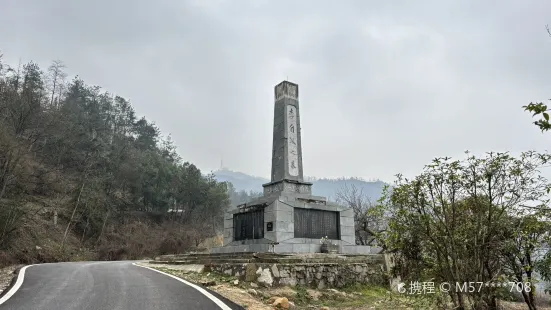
<box><xmin>211</xmin><ymin>81</ymin><xmax>375</xmax><ymax>254</ymax></box>
<box><xmin>262</xmin><ymin>81</ymin><xmax>313</xmax><ymax>196</ymax></box>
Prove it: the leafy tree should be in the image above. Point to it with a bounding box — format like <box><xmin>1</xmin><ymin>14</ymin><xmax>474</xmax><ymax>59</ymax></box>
<box><xmin>522</xmin><ymin>26</ymin><xmax>551</xmax><ymax>133</ymax></box>
<box><xmin>501</xmin><ymin>213</ymin><xmax>550</xmax><ymax>310</ymax></box>
<box><xmin>523</xmin><ymin>102</ymin><xmax>551</xmax><ymax>132</ymax></box>
<box><xmin>380</xmin><ymin>151</ymin><xmax>551</xmax><ymax>310</ymax></box>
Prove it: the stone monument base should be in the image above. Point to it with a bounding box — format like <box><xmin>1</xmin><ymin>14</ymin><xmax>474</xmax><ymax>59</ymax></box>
<box><xmin>150</xmin><ymin>252</ymin><xmax>388</xmax><ymax>289</ymax></box>
<box><xmin>214</xmin><ymin>182</ymin><xmax>382</xmax><ymax>255</ymax></box>
<box><xmin>210</xmin><ymin>243</ymin><xmax>381</xmax><ymax>255</ymax></box>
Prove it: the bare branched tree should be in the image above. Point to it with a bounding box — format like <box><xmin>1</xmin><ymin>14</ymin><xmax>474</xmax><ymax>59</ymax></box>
<box><xmin>336</xmin><ymin>183</ymin><xmax>386</xmax><ymax>246</ymax></box>
<box><xmin>47</xmin><ymin>60</ymin><xmax>67</xmax><ymax>107</ymax></box>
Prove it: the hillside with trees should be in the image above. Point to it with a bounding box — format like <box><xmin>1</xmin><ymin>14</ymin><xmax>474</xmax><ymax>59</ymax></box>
<box><xmin>0</xmin><ymin>54</ymin><xmax>234</xmax><ymax>265</ymax></box>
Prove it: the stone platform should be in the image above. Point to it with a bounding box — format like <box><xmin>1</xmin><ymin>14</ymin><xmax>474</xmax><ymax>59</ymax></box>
<box><xmin>154</xmin><ymin>252</ymin><xmax>384</xmax><ymax>264</ymax></box>
<box><xmin>211</xmin><ymin>243</ymin><xmax>382</xmax><ymax>255</ymax></box>
<box><xmin>151</xmin><ymin>252</ymin><xmax>388</xmax><ymax>288</ymax></box>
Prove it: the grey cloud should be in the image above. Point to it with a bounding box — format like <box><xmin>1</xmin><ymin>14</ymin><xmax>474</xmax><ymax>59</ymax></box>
<box><xmin>2</xmin><ymin>0</ymin><xmax>551</xmax><ymax>182</ymax></box>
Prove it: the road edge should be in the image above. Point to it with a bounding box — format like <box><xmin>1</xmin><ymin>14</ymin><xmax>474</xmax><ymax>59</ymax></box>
<box><xmin>0</xmin><ymin>264</ymin><xmax>35</xmax><ymax>305</ymax></box>
<box><xmin>0</xmin><ymin>265</ymin><xmax>23</xmax><ymax>300</ymax></box>
<box><xmin>132</xmin><ymin>263</ymin><xmax>245</xmax><ymax>310</ymax></box>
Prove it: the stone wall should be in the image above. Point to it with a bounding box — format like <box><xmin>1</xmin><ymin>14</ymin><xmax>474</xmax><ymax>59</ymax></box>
<box><xmin>221</xmin><ymin>197</ymin><xmax>358</xmax><ymax>252</ymax></box>
<box><xmin>205</xmin><ymin>261</ymin><xmax>387</xmax><ymax>289</ymax></box>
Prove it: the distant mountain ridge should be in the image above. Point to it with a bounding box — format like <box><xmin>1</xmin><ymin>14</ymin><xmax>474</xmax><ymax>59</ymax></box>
<box><xmin>213</xmin><ymin>168</ymin><xmax>386</xmax><ymax>202</ymax></box>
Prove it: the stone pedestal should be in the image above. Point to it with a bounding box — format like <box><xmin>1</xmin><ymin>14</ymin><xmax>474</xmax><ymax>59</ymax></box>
<box><xmin>213</xmin><ymin>191</ymin><xmax>357</xmax><ymax>254</ymax></box>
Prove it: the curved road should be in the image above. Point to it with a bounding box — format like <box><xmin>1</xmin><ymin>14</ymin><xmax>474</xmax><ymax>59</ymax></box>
<box><xmin>0</xmin><ymin>261</ymin><xmax>243</xmax><ymax>310</ymax></box>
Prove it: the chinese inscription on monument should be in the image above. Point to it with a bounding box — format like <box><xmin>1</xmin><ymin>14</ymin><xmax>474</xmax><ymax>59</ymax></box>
<box><xmin>287</xmin><ymin>104</ymin><xmax>299</xmax><ymax>176</ymax></box>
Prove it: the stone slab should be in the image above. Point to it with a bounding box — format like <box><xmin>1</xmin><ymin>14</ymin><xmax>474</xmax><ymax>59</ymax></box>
<box><xmin>224</xmin><ymin>218</ymin><xmax>233</xmax><ymax>228</ymax></box>
<box><xmin>340</xmin><ymin>208</ymin><xmax>354</xmax><ymax>217</ymax></box>
<box><xmin>339</xmin><ymin>216</ymin><xmax>354</xmax><ymax>226</ymax></box>
<box><xmin>340</xmin><ymin>225</ymin><xmax>355</xmax><ymax>236</ymax></box>
<box><xmin>341</xmin><ymin>235</ymin><xmax>355</xmax><ymax>245</ymax></box>
<box><xmin>274</xmin><ymin>220</ymin><xmax>294</xmax><ymax>233</ymax></box>
<box><xmin>275</xmin><ymin>231</ymin><xmax>294</xmax><ymax>242</ymax></box>
<box><xmin>223</xmin><ymin>228</ymin><xmax>232</xmax><ymax>238</ymax></box>
<box><xmin>213</xmin><ymin>243</ymin><xmax>380</xmax><ymax>255</ymax></box>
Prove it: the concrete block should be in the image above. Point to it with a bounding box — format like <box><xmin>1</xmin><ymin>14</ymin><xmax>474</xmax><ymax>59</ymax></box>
<box><xmin>341</xmin><ymin>235</ymin><xmax>355</xmax><ymax>245</ymax></box>
<box><xmin>273</xmin><ymin>200</ymin><xmax>282</xmax><ymax>210</ymax></box>
<box><xmin>264</xmin><ymin>211</ymin><xmax>275</xmax><ymax>223</ymax></box>
<box><xmin>274</xmin><ymin>200</ymin><xmax>293</xmax><ymax>212</ymax></box>
<box><xmin>274</xmin><ymin>210</ymin><xmax>293</xmax><ymax>224</ymax></box>
<box><xmin>273</xmin><ymin>220</ymin><xmax>293</xmax><ymax>233</ymax></box>
<box><xmin>265</xmin><ymin>202</ymin><xmax>276</xmax><ymax>212</ymax></box>
<box><xmin>340</xmin><ymin>246</ymin><xmax>357</xmax><ymax>254</ymax></box>
<box><xmin>304</xmin><ymin>238</ymin><xmax>321</xmax><ymax>244</ymax></box>
<box><xmin>224</xmin><ymin>228</ymin><xmax>233</xmax><ymax>238</ymax></box>
<box><xmin>274</xmin><ymin>221</ymin><xmax>289</xmax><ymax>232</ymax></box>
<box><xmin>224</xmin><ymin>218</ymin><xmax>233</xmax><ymax>228</ymax></box>
<box><xmin>274</xmin><ymin>243</ymin><xmax>293</xmax><ymax>253</ymax></box>
<box><xmin>264</xmin><ymin>231</ymin><xmax>275</xmax><ymax>241</ymax></box>
<box><xmin>356</xmin><ymin>246</ymin><xmax>373</xmax><ymax>255</ymax></box>
<box><xmin>284</xmin><ymin>238</ymin><xmax>305</xmax><ymax>244</ymax></box>
<box><xmin>339</xmin><ymin>216</ymin><xmax>354</xmax><ymax>226</ymax></box>
<box><xmin>371</xmin><ymin>246</ymin><xmax>383</xmax><ymax>254</ymax></box>
<box><xmin>275</xmin><ymin>231</ymin><xmax>294</xmax><ymax>242</ymax></box>
<box><xmin>308</xmin><ymin>244</ymin><xmax>321</xmax><ymax>253</ymax></box>
<box><xmin>340</xmin><ymin>208</ymin><xmax>354</xmax><ymax>217</ymax></box>
<box><xmin>292</xmin><ymin>243</ymin><xmax>310</xmax><ymax>253</ymax></box>
<box><xmin>340</xmin><ymin>225</ymin><xmax>354</xmax><ymax>236</ymax></box>
<box><xmin>249</xmin><ymin>244</ymin><xmax>267</xmax><ymax>252</ymax></box>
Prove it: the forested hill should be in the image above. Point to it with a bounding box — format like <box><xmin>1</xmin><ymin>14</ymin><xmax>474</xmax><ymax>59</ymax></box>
<box><xmin>214</xmin><ymin>168</ymin><xmax>386</xmax><ymax>202</ymax></box>
<box><xmin>0</xmin><ymin>57</ymin><xmax>231</xmax><ymax>265</ymax></box>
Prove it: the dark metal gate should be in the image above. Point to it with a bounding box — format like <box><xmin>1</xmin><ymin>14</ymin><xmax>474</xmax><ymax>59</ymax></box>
<box><xmin>294</xmin><ymin>208</ymin><xmax>339</xmax><ymax>239</ymax></box>
<box><xmin>233</xmin><ymin>209</ymin><xmax>264</xmax><ymax>241</ymax></box>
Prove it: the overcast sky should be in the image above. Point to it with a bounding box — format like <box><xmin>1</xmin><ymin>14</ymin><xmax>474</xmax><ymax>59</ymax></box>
<box><xmin>2</xmin><ymin>0</ymin><xmax>551</xmax><ymax>182</ymax></box>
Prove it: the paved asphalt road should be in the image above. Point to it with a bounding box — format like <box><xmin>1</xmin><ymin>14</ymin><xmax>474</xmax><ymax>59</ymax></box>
<box><xmin>0</xmin><ymin>261</ymin><xmax>243</xmax><ymax>310</ymax></box>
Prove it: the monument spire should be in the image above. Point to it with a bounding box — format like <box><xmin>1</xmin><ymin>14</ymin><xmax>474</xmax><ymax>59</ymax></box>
<box><xmin>270</xmin><ymin>80</ymin><xmax>304</xmax><ymax>183</ymax></box>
